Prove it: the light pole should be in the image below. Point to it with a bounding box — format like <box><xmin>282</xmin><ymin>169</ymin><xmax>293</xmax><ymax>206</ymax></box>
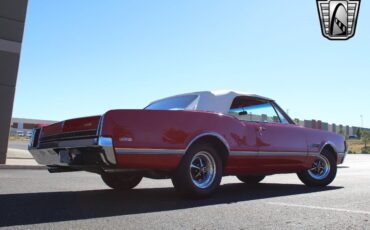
<box><xmin>360</xmin><ymin>115</ymin><xmax>363</xmax><ymax>130</ymax></box>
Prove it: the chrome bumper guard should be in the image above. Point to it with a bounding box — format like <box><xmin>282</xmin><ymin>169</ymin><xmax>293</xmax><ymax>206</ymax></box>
<box><xmin>28</xmin><ymin>136</ymin><xmax>117</xmax><ymax>167</ymax></box>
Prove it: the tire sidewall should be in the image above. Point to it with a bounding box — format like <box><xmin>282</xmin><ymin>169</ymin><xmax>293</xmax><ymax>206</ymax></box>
<box><xmin>173</xmin><ymin>143</ymin><xmax>223</xmax><ymax>197</ymax></box>
<box><xmin>298</xmin><ymin>150</ymin><xmax>337</xmax><ymax>186</ymax></box>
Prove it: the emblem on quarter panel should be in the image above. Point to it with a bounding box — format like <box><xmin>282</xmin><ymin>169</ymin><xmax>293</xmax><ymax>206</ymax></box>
<box><xmin>119</xmin><ymin>137</ymin><xmax>133</xmax><ymax>142</ymax></box>
<box><xmin>317</xmin><ymin>0</ymin><xmax>361</xmax><ymax>40</ymax></box>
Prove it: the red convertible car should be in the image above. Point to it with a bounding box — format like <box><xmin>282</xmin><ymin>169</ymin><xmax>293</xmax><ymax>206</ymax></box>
<box><xmin>29</xmin><ymin>91</ymin><xmax>346</xmax><ymax>197</ymax></box>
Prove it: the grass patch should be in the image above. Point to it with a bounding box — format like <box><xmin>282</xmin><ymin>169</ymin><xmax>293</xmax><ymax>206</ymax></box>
<box><xmin>361</xmin><ymin>147</ymin><xmax>370</xmax><ymax>154</ymax></box>
<box><xmin>8</xmin><ymin>136</ymin><xmax>30</xmax><ymax>142</ymax></box>
<box><xmin>347</xmin><ymin>139</ymin><xmax>368</xmax><ymax>154</ymax></box>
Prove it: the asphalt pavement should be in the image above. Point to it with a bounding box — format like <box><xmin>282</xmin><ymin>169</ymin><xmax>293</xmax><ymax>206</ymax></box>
<box><xmin>0</xmin><ymin>154</ymin><xmax>370</xmax><ymax>229</ymax></box>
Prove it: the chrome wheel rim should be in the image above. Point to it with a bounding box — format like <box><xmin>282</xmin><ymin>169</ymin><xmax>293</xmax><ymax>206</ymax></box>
<box><xmin>190</xmin><ymin>151</ymin><xmax>216</xmax><ymax>189</ymax></box>
<box><xmin>308</xmin><ymin>155</ymin><xmax>331</xmax><ymax>180</ymax></box>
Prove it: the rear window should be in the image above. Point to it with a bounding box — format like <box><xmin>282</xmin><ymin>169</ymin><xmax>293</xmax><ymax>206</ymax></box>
<box><xmin>145</xmin><ymin>95</ymin><xmax>198</xmax><ymax>110</ymax></box>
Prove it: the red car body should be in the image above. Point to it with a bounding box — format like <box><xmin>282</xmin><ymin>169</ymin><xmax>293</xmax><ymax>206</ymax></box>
<box><xmin>29</xmin><ymin>91</ymin><xmax>346</xmax><ymax>197</ymax></box>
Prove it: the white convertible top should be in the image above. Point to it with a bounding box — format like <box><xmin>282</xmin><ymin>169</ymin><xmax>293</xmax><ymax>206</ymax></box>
<box><xmin>149</xmin><ymin>90</ymin><xmax>273</xmax><ymax>114</ymax></box>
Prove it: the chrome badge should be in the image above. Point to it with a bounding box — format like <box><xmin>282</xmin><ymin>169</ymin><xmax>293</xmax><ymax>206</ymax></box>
<box><xmin>119</xmin><ymin>136</ymin><xmax>133</xmax><ymax>142</ymax></box>
<box><xmin>317</xmin><ymin>0</ymin><xmax>361</xmax><ymax>40</ymax></box>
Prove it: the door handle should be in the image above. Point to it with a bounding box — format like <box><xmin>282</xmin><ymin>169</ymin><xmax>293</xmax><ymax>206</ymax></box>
<box><xmin>258</xmin><ymin>126</ymin><xmax>267</xmax><ymax>132</ymax></box>
<box><xmin>258</xmin><ymin>126</ymin><xmax>267</xmax><ymax>136</ymax></box>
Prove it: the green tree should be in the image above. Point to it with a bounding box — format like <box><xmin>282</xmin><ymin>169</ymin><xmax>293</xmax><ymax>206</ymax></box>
<box><xmin>362</xmin><ymin>131</ymin><xmax>370</xmax><ymax>149</ymax></box>
<box><xmin>356</xmin><ymin>128</ymin><xmax>362</xmax><ymax>139</ymax></box>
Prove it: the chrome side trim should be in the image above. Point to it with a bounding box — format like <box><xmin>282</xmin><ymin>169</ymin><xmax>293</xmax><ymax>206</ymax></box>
<box><xmin>259</xmin><ymin>151</ymin><xmax>307</xmax><ymax>157</ymax></box>
<box><xmin>308</xmin><ymin>152</ymin><xmax>320</xmax><ymax>157</ymax></box>
<box><xmin>230</xmin><ymin>151</ymin><xmax>309</xmax><ymax>157</ymax></box>
<box><xmin>229</xmin><ymin>151</ymin><xmax>258</xmax><ymax>156</ymax></box>
<box><xmin>115</xmin><ymin>148</ymin><xmax>309</xmax><ymax>157</ymax></box>
<box><xmin>116</xmin><ymin>133</ymin><xmax>309</xmax><ymax>158</ymax></box>
<box><xmin>115</xmin><ymin>148</ymin><xmax>186</xmax><ymax>155</ymax></box>
<box><xmin>185</xmin><ymin>132</ymin><xmax>230</xmax><ymax>152</ymax></box>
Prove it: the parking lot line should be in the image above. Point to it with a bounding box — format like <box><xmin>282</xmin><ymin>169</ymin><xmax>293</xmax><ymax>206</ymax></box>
<box><xmin>267</xmin><ymin>202</ymin><xmax>370</xmax><ymax>215</ymax></box>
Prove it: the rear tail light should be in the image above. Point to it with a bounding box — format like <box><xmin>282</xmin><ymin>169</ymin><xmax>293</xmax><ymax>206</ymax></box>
<box><xmin>30</xmin><ymin>128</ymin><xmax>42</xmax><ymax>148</ymax></box>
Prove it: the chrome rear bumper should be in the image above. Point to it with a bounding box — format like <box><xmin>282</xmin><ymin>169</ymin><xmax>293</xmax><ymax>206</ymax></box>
<box><xmin>28</xmin><ymin>137</ymin><xmax>116</xmax><ymax>167</ymax></box>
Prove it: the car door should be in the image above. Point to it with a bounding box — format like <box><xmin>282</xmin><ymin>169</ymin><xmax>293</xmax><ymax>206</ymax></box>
<box><xmin>256</xmin><ymin>102</ymin><xmax>308</xmax><ymax>172</ymax></box>
<box><xmin>228</xmin><ymin>97</ymin><xmax>308</xmax><ymax>173</ymax></box>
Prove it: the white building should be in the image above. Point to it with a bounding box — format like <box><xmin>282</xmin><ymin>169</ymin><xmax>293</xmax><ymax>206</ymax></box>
<box><xmin>10</xmin><ymin>118</ymin><xmax>57</xmax><ymax>136</ymax></box>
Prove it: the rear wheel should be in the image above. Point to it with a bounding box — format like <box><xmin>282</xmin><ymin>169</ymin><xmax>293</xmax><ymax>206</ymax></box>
<box><xmin>171</xmin><ymin>143</ymin><xmax>223</xmax><ymax>198</ymax></box>
<box><xmin>101</xmin><ymin>173</ymin><xmax>142</xmax><ymax>190</ymax></box>
<box><xmin>237</xmin><ymin>175</ymin><xmax>265</xmax><ymax>184</ymax></box>
<box><xmin>297</xmin><ymin>149</ymin><xmax>337</xmax><ymax>187</ymax></box>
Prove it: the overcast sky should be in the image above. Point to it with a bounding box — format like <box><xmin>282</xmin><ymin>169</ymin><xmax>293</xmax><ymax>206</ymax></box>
<box><xmin>13</xmin><ymin>0</ymin><xmax>370</xmax><ymax>127</ymax></box>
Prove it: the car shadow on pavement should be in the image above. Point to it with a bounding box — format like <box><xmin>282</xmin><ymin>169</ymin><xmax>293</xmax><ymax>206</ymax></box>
<box><xmin>338</xmin><ymin>166</ymin><xmax>350</xmax><ymax>169</ymax></box>
<box><xmin>0</xmin><ymin>183</ymin><xmax>342</xmax><ymax>227</ymax></box>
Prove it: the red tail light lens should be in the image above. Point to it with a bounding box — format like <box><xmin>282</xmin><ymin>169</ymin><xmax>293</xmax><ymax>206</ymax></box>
<box><xmin>31</xmin><ymin>128</ymin><xmax>42</xmax><ymax>148</ymax></box>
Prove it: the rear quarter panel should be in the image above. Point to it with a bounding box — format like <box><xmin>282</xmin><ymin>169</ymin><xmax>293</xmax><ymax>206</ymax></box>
<box><xmin>100</xmin><ymin>110</ymin><xmax>254</xmax><ymax>170</ymax></box>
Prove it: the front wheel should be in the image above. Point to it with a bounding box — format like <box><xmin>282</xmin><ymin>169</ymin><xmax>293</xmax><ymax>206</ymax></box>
<box><xmin>171</xmin><ymin>143</ymin><xmax>223</xmax><ymax>198</ymax></box>
<box><xmin>297</xmin><ymin>149</ymin><xmax>337</xmax><ymax>187</ymax></box>
<box><xmin>101</xmin><ymin>173</ymin><xmax>143</xmax><ymax>190</ymax></box>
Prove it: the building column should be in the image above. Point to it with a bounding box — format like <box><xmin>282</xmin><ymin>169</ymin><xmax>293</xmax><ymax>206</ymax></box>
<box><xmin>0</xmin><ymin>0</ymin><xmax>28</xmax><ymax>164</ymax></box>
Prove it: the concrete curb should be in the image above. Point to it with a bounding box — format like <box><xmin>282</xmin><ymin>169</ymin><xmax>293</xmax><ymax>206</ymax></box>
<box><xmin>0</xmin><ymin>165</ymin><xmax>46</xmax><ymax>170</ymax></box>
<box><xmin>7</xmin><ymin>157</ymin><xmax>34</xmax><ymax>160</ymax></box>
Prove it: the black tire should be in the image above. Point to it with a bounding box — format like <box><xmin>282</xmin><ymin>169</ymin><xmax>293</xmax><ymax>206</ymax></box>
<box><xmin>297</xmin><ymin>149</ymin><xmax>337</xmax><ymax>187</ymax></box>
<box><xmin>101</xmin><ymin>173</ymin><xmax>142</xmax><ymax>190</ymax></box>
<box><xmin>171</xmin><ymin>143</ymin><xmax>223</xmax><ymax>198</ymax></box>
<box><xmin>237</xmin><ymin>175</ymin><xmax>265</xmax><ymax>184</ymax></box>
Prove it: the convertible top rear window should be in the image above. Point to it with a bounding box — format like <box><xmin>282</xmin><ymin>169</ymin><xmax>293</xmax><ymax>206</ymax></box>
<box><xmin>145</xmin><ymin>95</ymin><xmax>198</xmax><ymax>110</ymax></box>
